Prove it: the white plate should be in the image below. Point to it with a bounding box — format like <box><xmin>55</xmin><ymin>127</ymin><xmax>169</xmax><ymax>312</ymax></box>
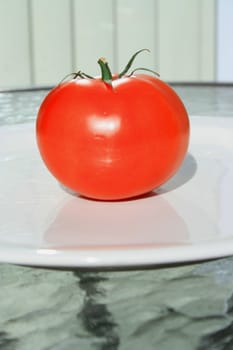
<box><xmin>1</xmin><ymin>117</ymin><xmax>233</xmax><ymax>268</ymax></box>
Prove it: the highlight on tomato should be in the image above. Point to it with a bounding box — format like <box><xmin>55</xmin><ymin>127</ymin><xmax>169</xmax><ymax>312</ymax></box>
<box><xmin>36</xmin><ymin>49</ymin><xmax>190</xmax><ymax>200</ymax></box>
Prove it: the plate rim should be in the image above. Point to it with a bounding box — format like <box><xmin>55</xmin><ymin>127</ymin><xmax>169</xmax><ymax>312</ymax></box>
<box><xmin>0</xmin><ymin>239</ymin><xmax>233</xmax><ymax>268</ymax></box>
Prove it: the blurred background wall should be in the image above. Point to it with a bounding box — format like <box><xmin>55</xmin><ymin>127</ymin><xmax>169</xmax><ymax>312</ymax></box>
<box><xmin>0</xmin><ymin>0</ymin><xmax>232</xmax><ymax>89</ymax></box>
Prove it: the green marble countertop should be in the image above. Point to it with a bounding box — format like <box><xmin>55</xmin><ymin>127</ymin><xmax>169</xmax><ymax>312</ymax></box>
<box><xmin>1</xmin><ymin>85</ymin><xmax>233</xmax><ymax>350</ymax></box>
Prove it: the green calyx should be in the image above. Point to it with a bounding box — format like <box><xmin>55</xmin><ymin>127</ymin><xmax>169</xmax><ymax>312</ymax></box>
<box><xmin>118</xmin><ymin>48</ymin><xmax>150</xmax><ymax>77</ymax></box>
<box><xmin>97</xmin><ymin>48</ymin><xmax>159</xmax><ymax>84</ymax></box>
<box><xmin>60</xmin><ymin>49</ymin><xmax>159</xmax><ymax>85</ymax></box>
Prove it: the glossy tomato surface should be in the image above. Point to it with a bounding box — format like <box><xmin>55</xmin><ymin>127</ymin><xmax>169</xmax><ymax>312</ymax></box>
<box><xmin>36</xmin><ymin>75</ymin><xmax>190</xmax><ymax>200</ymax></box>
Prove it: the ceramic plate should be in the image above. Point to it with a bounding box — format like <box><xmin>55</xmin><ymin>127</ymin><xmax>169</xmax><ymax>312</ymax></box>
<box><xmin>1</xmin><ymin>117</ymin><xmax>233</xmax><ymax>268</ymax></box>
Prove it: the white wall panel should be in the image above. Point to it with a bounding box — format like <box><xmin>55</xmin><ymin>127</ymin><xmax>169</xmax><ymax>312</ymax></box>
<box><xmin>117</xmin><ymin>0</ymin><xmax>158</xmax><ymax>74</ymax></box>
<box><xmin>0</xmin><ymin>0</ymin><xmax>217</xmax><ymax>88</ymax></box>
<box><xmin>159</xmin><ymin>0</ymin><xmax>200</xmax><ymax>81</ymax></box>
<box><xmin>217</xmin><ymin>0</ymin><xmax>233</xmax><ymax>82</ymax></box>
<box><xmin>158</xmin><ymin>0</ymin><xmax>215</xmax><ymax>82</ymax></box>
<box><xmin>200</xmin><ymin>0</ymin><xmax>215</xmax><ymax>81</ymax></box>
<box><xmin>73</xmin><ymin>0</ymin><xmax>114</xmax><ymax>76</ymax></box>
<box><xmin>31</xmin><ymin>0</ymin><xmax>72</xmax><ymax>86</ymax></box>
<box><xmin>0</xmin><ymin>0</ymin><xmax>30</xmax><ymax>88</ymax></box>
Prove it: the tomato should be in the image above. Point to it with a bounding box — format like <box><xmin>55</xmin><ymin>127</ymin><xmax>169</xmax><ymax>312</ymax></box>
<box><xmin>36</xmin><ymin>50</ymin><xmax>189</xmax><ymax>200</ymax></box>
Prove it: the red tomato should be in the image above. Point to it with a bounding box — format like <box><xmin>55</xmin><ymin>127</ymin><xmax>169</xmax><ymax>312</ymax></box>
<box><xmin>36</xmin><ymin>53</ymin><xmax>189</xmax><ymax>200</ymax></box>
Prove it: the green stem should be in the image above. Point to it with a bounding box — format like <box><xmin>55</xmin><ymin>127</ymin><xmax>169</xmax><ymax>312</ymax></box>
<box><xmin>129</xmin><ymin>67</ymin><xmax>160</xmax><ymax>77</ymax></box>
<box><xmin>59</xmin><ymin>71</ymin><xmax>94</xmax><ymax>84</ymax></box>
<box><xmin>97</xmin><ymin>57</ymin><xmax>113</xmax><ymax>83</ymax></box>
<box><xmin>59</xmin><ymin>72</ymin><xmax>77</xmax><ymax>84</ymax></box>
<box><xmin>59</xmin><ymin>49</ymin><xmax>159</xmax><ymax>86</ymax></box>
<box><xmin>118</xmin><ymin>49</ymin><xmax>150</xmax><ymax>78</ymax></box>
<box><xmin>79</xmin><ymin>72</ymin><xmax>94</xmax><ymax>79</ymax></box>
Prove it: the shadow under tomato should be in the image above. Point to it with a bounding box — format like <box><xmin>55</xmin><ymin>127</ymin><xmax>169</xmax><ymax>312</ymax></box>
<box><xmin>155</xmin><ymin>152</ymin><xmax>197</xmax><ymax>195</ymax></box>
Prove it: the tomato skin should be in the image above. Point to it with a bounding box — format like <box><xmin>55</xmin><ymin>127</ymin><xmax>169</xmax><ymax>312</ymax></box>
<box><xmin>36</xmin><ymin>75</ymin><xmax>189</xmax><ymax>200</ymax></box>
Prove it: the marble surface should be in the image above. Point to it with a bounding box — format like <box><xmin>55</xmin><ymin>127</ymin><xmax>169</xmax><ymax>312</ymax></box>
<box><xmin>1</xmin><ymin>85</ymin><xmax>233</xmax><ymax>349</ymax></box>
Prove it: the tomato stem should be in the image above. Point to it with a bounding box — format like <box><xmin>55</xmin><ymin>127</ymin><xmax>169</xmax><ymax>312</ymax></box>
<box><xmin>129</xmin><ymin>67</ymin><xmax>160</xmax><ymax>77</ymax></box>
<box><xmin>60</xmin><ymin>49</ymin><xmax>159</xmax><ymax>85</ymax></box>
<box><xmin>97</xmin><ymin>57</ymin><xmax>113</xmax><ymax>84</ymax></box>
<box><xmin>59</xmin><ymin>71</ymin><xmax>94</xmax><ymax>84</ymax></box>
<box><xmin>78</xmin><ymin>71</ymin><xmax>94</xmax><ymax>79</ymax></box>
<box><xmin>118</xmin><ymin>49</ymin><xmax>150</xmax><ymax>78</ymax></box>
